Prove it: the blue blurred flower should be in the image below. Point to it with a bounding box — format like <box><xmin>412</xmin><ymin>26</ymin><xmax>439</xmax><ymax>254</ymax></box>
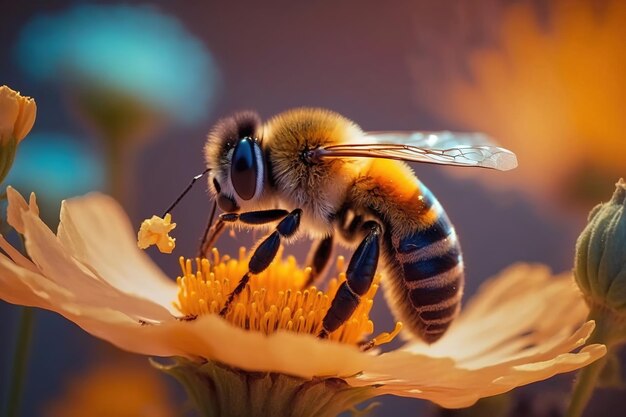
<box><xmin>6</xmin><ymin>132</ymin><xmax>104</xmax><ymax>201</ymax></box>
<box><xmin>16</xmin><ymin>4</ymin><xmax>217</xmax><ymax>125</ymax></box>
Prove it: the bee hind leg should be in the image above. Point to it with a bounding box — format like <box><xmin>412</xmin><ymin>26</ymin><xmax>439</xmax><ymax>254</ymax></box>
<box><xmin>318</xmin><ymin>221</ymin><xmax>381</xmax><ymax>338</ymax></box>
<box><xmin>218</xmin><ymin>208</ymin><xmax>302</xmax><ymax>316</ymax></box>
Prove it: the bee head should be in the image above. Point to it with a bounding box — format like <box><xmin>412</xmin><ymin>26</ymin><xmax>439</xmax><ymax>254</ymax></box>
<box><xmin>204</xmin><ymin>111</ymin><xmax>264</xmax><ymax>212</ymax></box>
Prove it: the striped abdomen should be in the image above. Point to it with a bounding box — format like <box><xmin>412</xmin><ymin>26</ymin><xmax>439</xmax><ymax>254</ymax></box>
<box><xmin>382</xmin><ymin>185</ymin><xmax>464</xmax><ymax>344</ymax></box>
<box><xmin>348</xmin><ymin>159</ymin><xmax>464</xmax><ymax>343</ymax></box>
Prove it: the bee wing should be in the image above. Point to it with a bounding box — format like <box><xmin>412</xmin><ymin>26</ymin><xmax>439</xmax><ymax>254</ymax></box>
<box><xmin>316</xmin><ymin>131</ymin><xmax>518</xmax><ymax>171</ymax></box>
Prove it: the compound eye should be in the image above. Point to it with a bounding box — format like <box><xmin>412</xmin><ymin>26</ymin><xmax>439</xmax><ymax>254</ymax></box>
<box><xmin>230</xmin><ymin>137</ymin><xmax>260</xmax><ymax>200</ymax></box>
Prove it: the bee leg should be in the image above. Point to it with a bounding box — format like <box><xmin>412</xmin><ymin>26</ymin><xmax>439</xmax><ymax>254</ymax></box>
<box><xmin>199</xmin><ymin>218</ymin><xmax>225</xmax><ymax>256</ymax></box>
<box><xmin>219</xmin><ymin>209</ymin><xmax>302</xmax><ymax>316</ymax></box>
<box><xmin>336</xmin><ymin>207</ymin><xmax>364</xmax><ymax>243</ymax></box>
<box><xmin>303</xmin><ymin>234</ymin><xmax>334</xmax><ymax>288</ymax></box>
<box><xmin>200</xmin><ymin>209</ymin><xmax>291</xmax><ymax>256</ymax></box>
<box><xmin>220</xmin><ymin>209</ymin><xmax>290</xmax><ymax>225</ymax></box>
<box><xmin>319</xmin><ymin>221</ymin><xmax>381</xmax><ymax>338</ymax></box>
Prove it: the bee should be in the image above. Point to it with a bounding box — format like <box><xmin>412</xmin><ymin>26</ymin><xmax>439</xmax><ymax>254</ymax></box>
<box><xmin>176</xmin><ymin>108</ymin><xmax>516</xmax><ymax>344</ymax></box>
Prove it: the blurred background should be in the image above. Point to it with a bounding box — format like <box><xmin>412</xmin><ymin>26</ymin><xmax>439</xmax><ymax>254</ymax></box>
<box><xmin>1</xmin><ymin>0</ymin><xmax>624</xmax><ymax>416</ymax></box>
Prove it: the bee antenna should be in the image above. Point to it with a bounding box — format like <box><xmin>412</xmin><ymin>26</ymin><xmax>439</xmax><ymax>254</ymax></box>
<box><xmin>198</xmin><ymin>199</ymin><xmax>218</xmax><ymax>257</ymax></box>
<box><xmin>161</xmin><ymin>168</ymin><xmax>211</xmax><ymax>217</ymax></box>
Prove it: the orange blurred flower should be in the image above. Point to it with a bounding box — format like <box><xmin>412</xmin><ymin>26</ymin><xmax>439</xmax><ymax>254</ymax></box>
<box><xmin>45</xmin><ymin>358</ymin><xmax>176</xmax><ymax>417</ymax></box>
<box><xmin>413</xmin><ymin>0</ymin><xmax>626</xmax><ymax>209</ymax></box>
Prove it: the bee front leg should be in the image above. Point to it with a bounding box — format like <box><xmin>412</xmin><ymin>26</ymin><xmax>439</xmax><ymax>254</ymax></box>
<box><xmin>303</xmin><ymin>234</ymin><xmax>334</xmax><ymax>288</ymax></box>
<box><xmin>219</xmin><ymin>209</ymin><xmax>302</xmax><ymax>316</ymax></box>
<box><xmin>199</xmin><ymin>209</ymin><xmax>291</xmax><ymax>256</ymax></box>
<box><xmin>319</xmin><ymin>221</ymin><xmax>381</xmax><ymax>338</ymax></box>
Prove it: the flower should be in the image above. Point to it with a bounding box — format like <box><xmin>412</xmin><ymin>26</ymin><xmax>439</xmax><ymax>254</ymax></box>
<box><xmin>0</xmin><ymin>86</ymin><xmax>36</xmax><ymax>184</ymax></box>
<box><xmin>575</xmin><ymin>178</ymin><xmax>626</xmax><ymax>318</ymax></box>
<box><xmin>44</xmin><ymin>356</ymin><xmax>176</xmax><ymax>417</ymax></box>
<box><xmin>5</xmin><ymin>132</ymin><xmax>104</xmax><ymax>201</ymax></box>
<box><xmin>0</xmin><ymin>188</ymin><xmax>605</xmax><ymax>411</ymax></box>
<box><xmin>16</xmin><ymin>4</ymin><xmax>217</xmax><ymax>126</ymax></box>
<box><xmin>0</xmin><ymin>86</ymin><xmax>36</xmax><ymax>144</ymax></box>
<box><xmin>412</xmin><ymin>0</ymin><xmax>626</xmax><ymax>210</ymax></box>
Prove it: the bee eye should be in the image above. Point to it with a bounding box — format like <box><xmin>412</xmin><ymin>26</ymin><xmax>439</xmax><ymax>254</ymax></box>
<box><xmin>231</xmin><ymin>137</ymin><xmax>263</xmax><ymax>200</ymax></box>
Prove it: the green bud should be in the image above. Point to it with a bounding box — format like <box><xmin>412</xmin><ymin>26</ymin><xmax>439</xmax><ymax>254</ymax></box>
<box><xmin>575</xmin><ymin>178</ymin><xmax>626</xmax><ymax>317</ymax></box>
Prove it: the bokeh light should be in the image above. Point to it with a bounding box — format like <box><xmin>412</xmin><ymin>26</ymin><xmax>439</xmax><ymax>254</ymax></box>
<box><xmin>6</xmin><ymin>132</ymin><xmax>104</xmax><ymax>202</ymax></box>
<box><xmin>44</xmin><ymin>355</ymin><xmax>177</xmax><ymax>417</ymax></box>
<box><xmin>16</xmin><ymin>4</ymin><xmax>218</xmax><ymax>126</ymax></box>
<box><xmin>413</xmin><ymin>0</ymin><xmax>626</xmax><ymax>211</ymax></box>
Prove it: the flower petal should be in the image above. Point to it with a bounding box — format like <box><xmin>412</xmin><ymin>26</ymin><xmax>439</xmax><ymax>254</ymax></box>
<box><xmin>0</xmin><ymin>252</ymin><xmax>75</xmax><ymax>309</ymax></box>
<box><xmin>21</xmin><ymin>208</ymin><xmax>173</xmax><ymax>321</ymax></box>
<box><xmin>57</xmin><ymin>193</ymin><xmax>178</xmax><ymax>312</ymax></box>
<box><xmin>80</xmin><ymin>316</ymin><xmax>374</xmax><ymax>379</ymax></box>
<box><xmin>0</xmin><ymin>252</ymin><xmax>372</xmax><ymax>379</ymax></box>
<box><xmin>0</xmin><ymin>235</ymin><xmax>38</xmax><ymax>272</ymax></box>
<box><xmin>403</xmin><ymin>264</ymin><xmax>588</xmax><ymax>365</ymax></box>
<box><xmin>6</xmin><ymin>186</ymin><xmax>39</xmax><ymax>235</ymax></box>
<box><xmin>346</xmin><ymin>264</ymin><xmax>606</xmax><ymax>408</ymax></box>
<box><xmin>0</xmin><ymin>87</ymin><xmax>19</xmax><ymax>138</ymax></box>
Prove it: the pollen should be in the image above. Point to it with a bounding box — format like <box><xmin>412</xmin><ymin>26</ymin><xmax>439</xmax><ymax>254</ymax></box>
<box><xmin>174</xmin><ymin>247</ymin><xmax>400</xmax><ymax>346</ymax></box>
<box><xmin>137</xmin><ymin>214</ymin><xmax>176</xmax><ymax>253</ymax></box>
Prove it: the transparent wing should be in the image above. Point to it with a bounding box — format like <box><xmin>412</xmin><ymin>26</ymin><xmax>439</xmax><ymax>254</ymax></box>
<box><xmin>315</xmin><ymin>131</ymin><xmax>518</xmax><ymax>171</ymax></box>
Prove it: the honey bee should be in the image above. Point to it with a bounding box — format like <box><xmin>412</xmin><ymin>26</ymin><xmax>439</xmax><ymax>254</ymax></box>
<box><xmin>174</xmin><ymin>108</ymin><xmax>516</xmax><ymax>344</ymax></box>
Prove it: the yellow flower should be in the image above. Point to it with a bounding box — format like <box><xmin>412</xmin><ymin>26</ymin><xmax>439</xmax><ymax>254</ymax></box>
<box><xmin>0</xmin><ymin>187</ymin><xmax>605</xmax><ymax>410</ymax></box>
<box><xmin>45</xmin><ymin>357</ymin><xmax>176</xmax><ymax>417</ymax></box>
<box><xmin>137</xmin><ymin>214</ymin><xmax>177</xmax><ymax>253</ymax></box>
<box><xmin>412</xmin><ymin>0</ymin><xmax>626</xmax><ymax>209</ymax></box>
<box><xmin>0</xmin><ymin>85</ymin><xmax>36</xmax><ymax>144</ymax></box>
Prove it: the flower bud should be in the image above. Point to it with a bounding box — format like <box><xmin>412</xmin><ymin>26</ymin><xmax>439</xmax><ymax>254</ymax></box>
<box><xmin>0</xmin><ymin>85</ymin><xmax>36</xmax><ymax>144</ymax></box>
<box><xmin>0</xmin><ymin>86</ymin><xmax>36</xmax><ymax>184</ymax></box>
<box><xmin>575</xmin><ymin>179</ymin><xmax>626</xmax><ymax>316</ymax></box>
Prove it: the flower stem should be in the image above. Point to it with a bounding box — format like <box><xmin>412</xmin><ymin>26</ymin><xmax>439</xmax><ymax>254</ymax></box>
<box><xmin>566</xmin><ymin>309</ymin><xmax>623</xmax><ymax>417</ymax></box>
<box><xmin>103</xmin><ymin>135</ymin><xmax>131</xmax><ymax>207</ymax></box>
<box><xmin>4</xmin><ymin>306</ymin><xmax>35</xmax><ymax>417</ymax></box>
<box><xmin>565</xmin><ymin>352</ymin><xmax>607</xmax><ymax>417</ymax></box>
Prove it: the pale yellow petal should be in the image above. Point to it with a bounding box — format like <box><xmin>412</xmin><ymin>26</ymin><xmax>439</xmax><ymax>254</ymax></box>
<box><xmin>346</xmin><ymin>264</ymin><xmax>605</xmax><ymax>408</ymax></box>
<box><xmin>0</xmin><ymin>252</ymin><xmax>372</xmax><ymax>378</ymax></box>
<box><xmin>57</xmin><ymin>194</ymin><xmax>178</xmax><ymax>312</ymax></box>
<box><xmin>66</xmin><ymin>312</ymin><xmax>373</xmax><ymax>379</ymax></box>
<box><xmin>21</xmin><ymin>209</ymin><xmax>173</xmax><ymax>322</ymax></box>
<box><xmin>0</xmin><ymin>253</ymin><xmax>75</xmax><ymax>309</ymax></box>
<box><xmin>0</xmin><ymin>235</ymin><xmax>37</xmax><ymax>272</ymax></box>
<box><xmin>348</xmin><ymin>332</ymin><xmax>604</xmax><ymax>408</ymax></box>
<box><xmin>6</xmin><ymin>186</ymin><xmax>35</xmax><ymax>234</ymax></box>
<box><xmin>403</xmin><ymin>264</ymin><xmax>588</xmax><ymax>366</ymax></box>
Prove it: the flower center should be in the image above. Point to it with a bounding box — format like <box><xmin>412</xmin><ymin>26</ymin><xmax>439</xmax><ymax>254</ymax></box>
<box><xmin>174</xmin><ymin>247</ymin><xmax>401</xmax><ymax>346</ymax></box>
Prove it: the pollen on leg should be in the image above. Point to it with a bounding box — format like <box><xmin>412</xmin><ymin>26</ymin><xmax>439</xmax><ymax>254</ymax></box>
<box><xmin>173</xmin><ymin>248</ymin><xmax>397</xmax><ymax>347</ymax></box>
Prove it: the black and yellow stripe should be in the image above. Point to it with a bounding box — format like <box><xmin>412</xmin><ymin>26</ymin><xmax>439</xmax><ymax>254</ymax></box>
<box><xmin>350</xmin><ymin>159</ymin><xmax>464</xmax><ymax>343</ymax></box>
